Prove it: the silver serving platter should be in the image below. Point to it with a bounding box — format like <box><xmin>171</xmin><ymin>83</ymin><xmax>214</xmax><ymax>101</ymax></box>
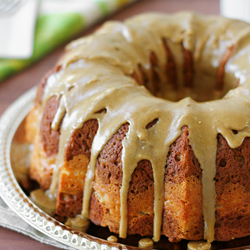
<box><xmin>0</xmin><ymin>87</ymin><xmax>124</xmax><ymax>250</ymax></box>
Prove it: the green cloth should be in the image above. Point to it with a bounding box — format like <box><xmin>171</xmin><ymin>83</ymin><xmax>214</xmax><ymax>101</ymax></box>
<box><xmin>0</xmin><ymin>0</ymin><xmax>136</xmax><ymax>82</ymax></box>
<box><xmin>0</xmin><ymin>13</ymin><xmax>85</xmax><ymax>82</ymax></box>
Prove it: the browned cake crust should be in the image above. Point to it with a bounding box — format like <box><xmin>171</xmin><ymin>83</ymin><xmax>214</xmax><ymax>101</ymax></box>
<box><xmin>162</xmin><ymin>126</ymin><xmax>203</xmax><ymax>242</ymax></box>
<box><xmin>90</xmin><ymin>123</ymin><xmax>155</xmax><ymax>236</ymax></box>
<box><xmin>90</xmin><ymin>125</ymin><xmax>202</xmax><ymax>241</ymax></box>
<box><xmin>29</xmin><ymin>95</ymin><xmax>61</xmax><ymax>190</ymax></box>
<box><xmin>35</xmin><ymin>65</ymin><xmax>61</xmax><ymax>106</ymax></box>
<box><xmin>56</xmin><ymin>119</ymin><xmax>98</xmax><ymax>218</ymax></box>
<box><xmin>215</xmin><ymin>134</ymin><xmax>250</xmax><ymax>241</ymax></box>
<box><xmin>40</xmin><ymin>96</ymin><xmax>61</xmax><ymax>157</ymax></box>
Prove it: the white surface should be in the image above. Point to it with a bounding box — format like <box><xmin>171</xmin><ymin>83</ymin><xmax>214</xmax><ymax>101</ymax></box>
<box><xmin>0</xmin><ymin>0</ymin><xmax>38</xmax><ymax>58</ymax></box>
<box><xmin>220</xmin><ymin>0</ymin><xmax>250</xmax><ymax>23</ymax></box>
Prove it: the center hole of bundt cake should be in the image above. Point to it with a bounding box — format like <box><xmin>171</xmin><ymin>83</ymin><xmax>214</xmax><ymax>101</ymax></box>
<box><xmin>132</xmin><ymin>42</ymin><xmax>238</xmax><ymax>102</ymax></box>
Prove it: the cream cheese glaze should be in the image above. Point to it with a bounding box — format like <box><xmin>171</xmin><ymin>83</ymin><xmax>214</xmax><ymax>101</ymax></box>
<box><xmin>40</xmin><ymin>12</ymin><xmax>250</xmax><ymax>242</ymax></box>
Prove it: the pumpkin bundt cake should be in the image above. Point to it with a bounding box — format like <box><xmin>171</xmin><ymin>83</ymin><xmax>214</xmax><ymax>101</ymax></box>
<box><xmin>25</xmin><ymin>12</ymin><xmax>250</xmax><ymax>243</ymax></box>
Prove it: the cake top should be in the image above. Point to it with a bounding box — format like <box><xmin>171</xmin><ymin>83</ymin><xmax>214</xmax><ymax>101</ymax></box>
<box><xmin>41</xmin><ymin>12</ymin><xmax>250</xmax><ymax>242</ymax></box>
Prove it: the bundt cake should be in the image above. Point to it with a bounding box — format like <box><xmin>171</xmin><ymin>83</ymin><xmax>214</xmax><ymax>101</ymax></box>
<box><xmin>25</xmin><ymin>12</ymin><xmax>250</xmax><ymax>243</ymax></box>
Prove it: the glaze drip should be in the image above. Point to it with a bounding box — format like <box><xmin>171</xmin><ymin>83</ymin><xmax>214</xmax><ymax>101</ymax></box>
<box><xmin>41</xmin><ymin>12</ymin><xmax>250</xmax><ymax>242</ymax></box>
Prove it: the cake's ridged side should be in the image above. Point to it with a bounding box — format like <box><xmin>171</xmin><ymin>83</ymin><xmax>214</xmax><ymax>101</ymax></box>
<box><xmin>215</xmin><ymin>134</ymin><xmax>250</xmax><ymax>241</ymax></box>
<box><xmin>29</xmin><ymin>95</ymin><xmax>61</xmax><ymax>190</ymax></box>
<box><xmin>182</xmin><ymin>47</ymin><xmax>193</xmax><ymax>89</ymax></box>
<box><xmin>89</xmin><ymin>123</ymin><xmax>155</xmax><ymax>236</ymax></box>
<box><xmin>25</xmin><ymin>107</ymin><xmax>40</xmax><ymax>144</ymax></box>
<box><xmin>56</xmin><ymin>189</ymin><xmax>83</xmax><ymax>219</ymax></box>
<box><xmin>35</xmin><ymin>65</ymin><xmax>61</xmax><ymax>105</ymax></box>
<box><xmin>138</xmin><ymin>64</ymin><xmax>149</xmax><ymax>89</ymax></box>
<box><xmin>162</xmin><ymin>38</ymin><xmax>177</xmax><ymax>90</ymax></box>
<box><xmin>150</xmin><ymin>51</ymin><xmax>161</xmax><ymax>95</ymax></box>
<box><xmin>64</xmin><ymin>119</ymin><xmax>99</xmax><ymax>161</ymax></box>
<box><xmin>216</xmin><ymin>46</ymin><xmax>235</xmax><ymax>92</ymax></box>
<box><xmin>89</xmin><ymin>123</ymin><xmax>127</xmax><ymax>233</ymax></box>
<box><xmin>162</xmin><ymin>126</ymin><xmax>203</xmax><ymax>242</ymax></box>
<box><xmin>29</xmin><ymin>139</ymin><xmax>55</xmax><ymax>190</ymax></box>
<box><xmin>56</xmin><ymin>119</ymin><xmax>98</xmax><ymax>217</ymax></box>
<box><xmin>40</xmin><ymin>96</ymin><xmax>61</xmax><ymax>157</ymax></box>
<box><xmin>88</xmin><ymin>124</ymin><xmax>204</xmax><ymax>242</ymax></box>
